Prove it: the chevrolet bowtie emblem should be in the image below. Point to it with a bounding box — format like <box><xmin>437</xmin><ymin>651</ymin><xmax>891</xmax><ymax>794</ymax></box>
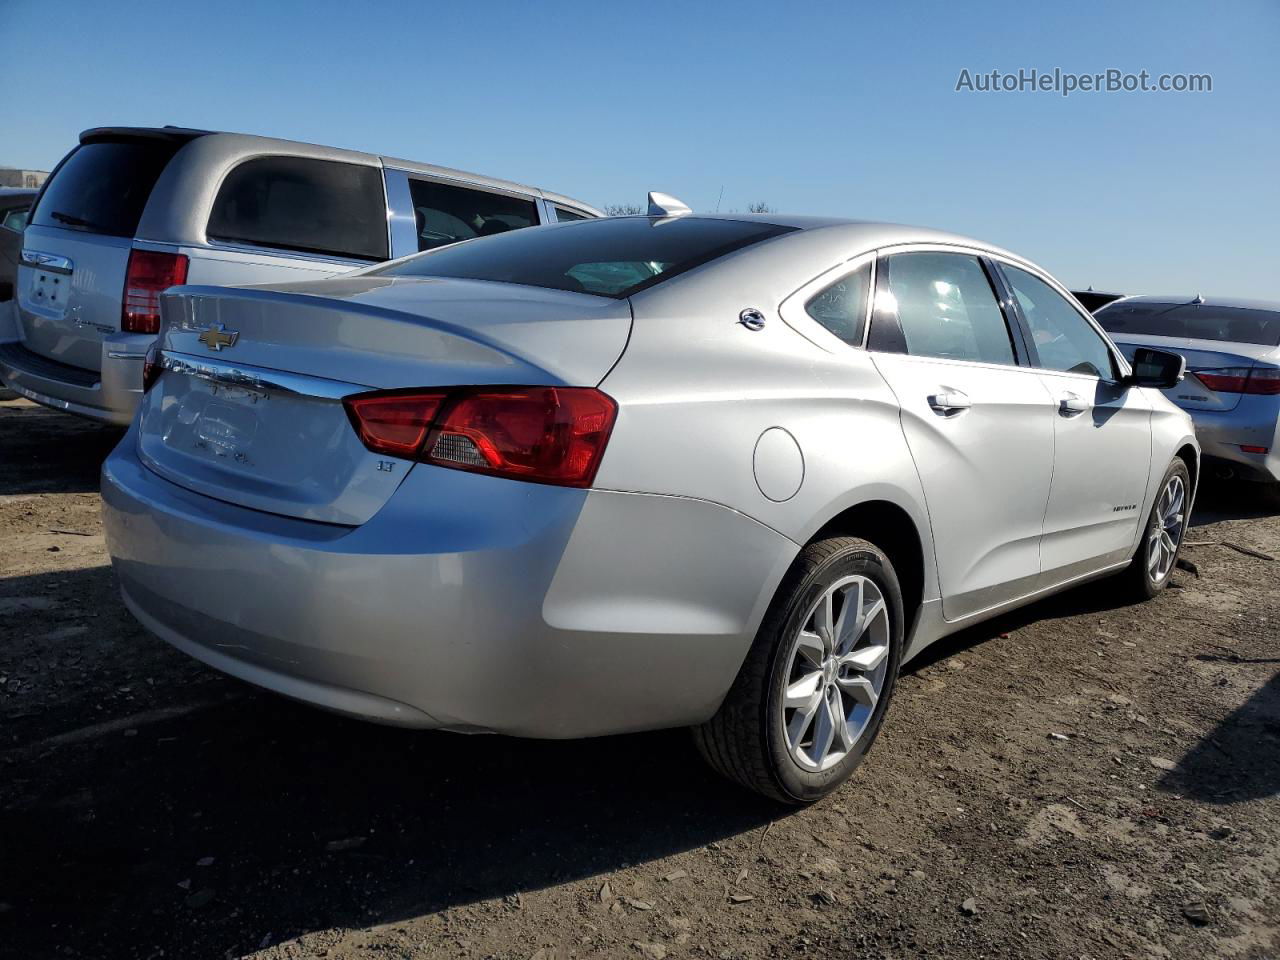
<box><xmin>198</xmin><ymin>324</ymin><xmax>239</xmax><ymax>352</ymax></box>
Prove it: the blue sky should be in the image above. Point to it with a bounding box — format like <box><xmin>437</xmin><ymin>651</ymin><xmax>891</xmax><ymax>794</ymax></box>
<box><xmin>1</xmin><ymin>0</ymin><xmax>1276</xmax><ymax>298</ymax></box>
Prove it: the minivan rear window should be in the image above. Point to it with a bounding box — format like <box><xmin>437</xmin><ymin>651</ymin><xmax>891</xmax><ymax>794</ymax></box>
<box><xmin>31</xmin><ymin>141</ymin><xmax>181</xmax><ymax>238</ymax></box>
<box><xmin>373</xmin><ymin>216</ymin><xmax>796</xmax><ymax>298</ymax></box>
<box><xmin>1096</xmin><ymin>301</ymin><xmax>1280</xmax><ymax>347</ymax></box>
<box><xmin>207</xmin><ymin>156</ymin><xmax>389</xmax><ymax>261</ymax></box>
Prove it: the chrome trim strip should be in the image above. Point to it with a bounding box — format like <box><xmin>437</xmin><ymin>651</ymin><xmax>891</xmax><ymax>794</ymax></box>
<box><xmin>20</xmin><ymin>249</ymin><xmax>73</xmax><ymax>275</ymax></box>
<box><xmin>159</xmin><ymin>351</ymin><xmax>364</xmax><ymax>400</ymax></box>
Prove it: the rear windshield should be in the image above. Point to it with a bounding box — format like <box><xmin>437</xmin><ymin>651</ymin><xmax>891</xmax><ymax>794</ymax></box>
<box><xmin>1097</xmin><ymin>301</ymin><xmax>1280</xmax><ymax>347</ymax></box>
<box><xmin>373</xmin><ymin>216</ymin><xmax>797</xmax><ymax>298</ymax></box>
<box><xmin>31</xmin><ymin>140</ymin><xmax>181</xmax><ymax>238</ymax></box>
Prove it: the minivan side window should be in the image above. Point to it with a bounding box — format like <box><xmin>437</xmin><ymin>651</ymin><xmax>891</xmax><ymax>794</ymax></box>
<box><xmin>878</xmin><ymin>253</ymin><xmax>1017</xmax><ymax>365</ymax></box>
<box><xmin>1002</xmin><ymin>264</ymin><xmax>1117</xmax><ymax>379</ymax></box>
<box><xmin>805</xmin><ymin>263</ymin><xmax>871</xmax><ymax>346</ymax></box>
<box><xmin>207</xmin><ymin>157</ymin><xmax>389</xmax><ymax>261</ymax></box>
<box><xmin>408</xmin><ymin>179</ymin><xmax>539</xmax><ymax>252</ymax></box>
<box><xmin>554</xmin><ymin>206</ymin><xmax>591</xmax><ymax>222</ymax></box>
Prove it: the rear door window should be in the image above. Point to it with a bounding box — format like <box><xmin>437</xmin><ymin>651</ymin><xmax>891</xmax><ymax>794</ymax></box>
<box><xmin>408</xmin><ymin>179</ymin><xmax>539</xmax><ymax>251</ymax></box>
<box><xmin>31</xmin><ymin>141</ymin><xmax>181</xmax><ymax>238</ymax></box>
<box><xmin>876</xmin><ymin>253</ymin><xmax>1018</xmax><ymax>365</ymax></box>
<box><xmin>207</xmin><ymin>156</ymin><xmax>389</xmax><ymax>261</ymax></box>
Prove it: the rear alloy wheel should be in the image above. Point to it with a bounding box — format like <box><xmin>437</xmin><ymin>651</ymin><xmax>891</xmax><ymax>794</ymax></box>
<box><xmin>781</xmin><ymin>575</ymin><xmax>891</xmax><ymax>772</ymax></box>
<box><xmin>1121</xmin><ymin>458</ymin><xmax>1191</xmax><ymax>600</ymax></box>
<box><xmin>694</xmin><ymin>537</ymin><xmax>904</xmax><ymax>804</ymax></box>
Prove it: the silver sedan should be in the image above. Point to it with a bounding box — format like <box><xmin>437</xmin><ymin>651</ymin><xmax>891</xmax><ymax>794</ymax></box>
<box><xmin>1095</xmin><ymin>295</ymin><xmax>1280</xmax><ymax>483</ymax></box>
<box><xmin>102</xmin><ymin>206</ymin><xmax>1198</xmax><ymax>802</ymax></box>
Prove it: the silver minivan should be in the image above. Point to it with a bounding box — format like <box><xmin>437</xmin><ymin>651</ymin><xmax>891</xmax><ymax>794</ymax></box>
<box><xmin>0</xmin><ymin>126</ymin><xmax>600</xmax><ymax>424</ymax></box>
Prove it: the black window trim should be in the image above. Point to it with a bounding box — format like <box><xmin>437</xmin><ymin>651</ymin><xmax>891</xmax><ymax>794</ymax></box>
<box><xmin>204</xmin><ymin>153</ymin><xmax>392</xmax><ymax>263</ymax></box>
<box><xmin>990</xmin><ymin>256</ymin><xmax>1128</xmax><ymax>384</ymax></box>
<box><xmin>868</xmin><ymin>248</ymin><xmax>1026</xmax><ymax>368</ymax></box>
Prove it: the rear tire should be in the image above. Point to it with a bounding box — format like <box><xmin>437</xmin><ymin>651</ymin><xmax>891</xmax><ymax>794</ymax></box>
<box><xmin>1119</xmin><ymin>458</ymin><xmax>1191</xmax><ymax>600</ymax></box>
<box><xmin>693</xmin><ymin>537</ymin><xmax>904</xmax><ymax>804</ymax></box>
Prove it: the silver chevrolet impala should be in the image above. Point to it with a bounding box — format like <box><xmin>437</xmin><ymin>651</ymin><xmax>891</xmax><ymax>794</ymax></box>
<box><xmin>102</xmin><ymin>202</ymin><xmax>1198</xmax><ymax>802</ymax></box>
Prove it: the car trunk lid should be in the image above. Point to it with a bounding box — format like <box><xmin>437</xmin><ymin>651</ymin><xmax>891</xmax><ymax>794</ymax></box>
<box><xmin>136</xmin><ymin>277</ymin><xmax>632</xmax><ymax>524</ymax></box>
<box><xmin>1111</xmin><ymin>335</ymin><xmax>1277</xmax><ymax>412</ymax></box>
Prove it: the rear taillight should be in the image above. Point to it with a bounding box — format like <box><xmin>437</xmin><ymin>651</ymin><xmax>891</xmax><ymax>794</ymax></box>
<box><xmin>1195</xmin><ymin>366</ymin><xmax>1280</xmax><ymax>396</ymax></box>
<box><xmin>344</xmin><ymin>386</ymin><xmax>617</xmax><ymax>488</ymax></box>
<box><xmin>122</xmin><ymin>250</ymin><xmax>188</xmax><ymax>334</ymax></box>
<box><xmin>345</xmin><ymin>392</ymin><xmax>448</xmax><ymax>458</ymax></box>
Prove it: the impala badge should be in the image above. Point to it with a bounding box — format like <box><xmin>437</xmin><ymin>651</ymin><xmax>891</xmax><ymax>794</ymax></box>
<box><xmin>198</xmin><ymin>324</ymin><xmax>239</xmax><ymax>352</ymax></box>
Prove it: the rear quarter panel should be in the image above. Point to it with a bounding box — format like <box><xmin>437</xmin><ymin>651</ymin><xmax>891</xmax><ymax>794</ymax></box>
<box><xmin>594</xmin><ymin>243</ymin><xmax>939</xmax><ymax>611</ymax></box>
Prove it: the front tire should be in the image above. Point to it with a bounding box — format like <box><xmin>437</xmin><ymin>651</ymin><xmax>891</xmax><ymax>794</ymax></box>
<box><xmin>694</xmin><ymin>536</ymin><xmax>904</xmax><ymax>804</ymax></box>
<box><xmin>1119</xmin><ymin>458</ymin><xmax>1191</xmax><ymax>600</ymax></box>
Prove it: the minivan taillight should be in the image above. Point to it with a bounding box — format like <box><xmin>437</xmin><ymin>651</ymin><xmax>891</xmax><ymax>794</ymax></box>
<box><xmin>122</xmin><ymin>250</ymin><xmax>188</xmax><ymax>334</ymax></box>
<box><xmin>1195</xmin><ymin>366</ymin><xmax>1280</xmax><ymax>396</ymax></box>
<box><xmin>344</xmin><ymin>386</ymin><xmax>617</xmax><ymax>488</ymax></box>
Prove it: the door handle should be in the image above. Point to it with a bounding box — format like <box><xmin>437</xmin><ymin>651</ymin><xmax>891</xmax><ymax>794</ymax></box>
<box><xmin>928</xmin><ymin>390</ymin><xmax>971</xmax><ymax>415</ymax></box>
<box><xmin>1058</xmin><ymin>392</ymin><xmax>1090</xmax><ymax>417</ymax></box>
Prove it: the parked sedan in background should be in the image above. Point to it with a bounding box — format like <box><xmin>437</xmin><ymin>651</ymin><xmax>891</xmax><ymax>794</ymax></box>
<box><xmin>0</xmin><ymin>187</ymin><xmax>38</xmax><ymax>401</ymax></box>
<box><xmin>0</xmin><ymin>126</ymin><xmax>598</xmax><ymax>425</ymax></box>
<box><xmin>102</xmin><ymin>208</ymin><xmax>1196</xmax><ymax>803</ymax></box>
<box><xmin>1097</xmin><ymin>295</ymin><xmax>1280</xmax><ymax>483</ymax></box>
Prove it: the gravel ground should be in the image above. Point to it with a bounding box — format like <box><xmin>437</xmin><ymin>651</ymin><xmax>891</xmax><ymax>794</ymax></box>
<box><xmin>1</xmin><ymin>397</ymin><xmax>1277</xmax><ymax>960</ymax></box>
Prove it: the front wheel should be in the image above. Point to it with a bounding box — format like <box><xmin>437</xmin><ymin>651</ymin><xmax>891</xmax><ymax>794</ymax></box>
<box><xmin>1119</xmin><ymin>458</ymin><xmax>1191</xmax><ymax>600</ymax></box>
<box><xmin>693</xmin><ymin>537</ymin><xmax>904</xmax><ymax>804</ymax></box>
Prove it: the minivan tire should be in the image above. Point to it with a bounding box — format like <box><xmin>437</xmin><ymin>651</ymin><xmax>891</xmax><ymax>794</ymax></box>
<box><xmin>694</xmin><ymin>536</ymin><xmax>904</xmax><ymax>804</ymax></box>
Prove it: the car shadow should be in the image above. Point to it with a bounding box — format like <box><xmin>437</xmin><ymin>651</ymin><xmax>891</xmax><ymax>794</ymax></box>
<box><xmin>903</xmin><ymin>572</ymin><xmax>1141</xmax><ymax>676</ymax></box>
<box><xmin>0</xmin><ymin>562</ymin><xmax>778</xmax><ymax>957</ymax></box>
<box><xmin>1190</xmin><ymin>474</ymin><xmax>1280</xmax><ymax>527</ymax></box>
<box><xmin>0</xmin><ymin>400</ymin><xmax>124</xmax><ymax>495</ymax></box>
<box><xmin>1158</xmin><ymin>670</ymin><xmax>1280</xmax><ymax>804</ymax></box>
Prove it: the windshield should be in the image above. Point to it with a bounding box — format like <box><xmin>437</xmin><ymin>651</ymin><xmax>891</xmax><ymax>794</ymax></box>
<box><xmin>372</xmin><ymin>216</ymin><xmax>796</xmax><ymax>298</ymax></box>
<box><xmin>1097</xmin><ymin>301</ymin><xmax>1280</xmax><ymax>347</ymax></box>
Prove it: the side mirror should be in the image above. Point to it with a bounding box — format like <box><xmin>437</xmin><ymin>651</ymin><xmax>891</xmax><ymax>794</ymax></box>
<box><xmin>1125</xmin><ymin>347</ymin><xmax>1185</xmax><ymax>390</ymax></box>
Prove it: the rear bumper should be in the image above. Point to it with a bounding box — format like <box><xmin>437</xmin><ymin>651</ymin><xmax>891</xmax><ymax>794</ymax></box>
<box><xmin>102</xmin><ymin>431</ymin><xmax>797</xmax><ymax>738</ymax></box>
<box><xmin>1189</xmin><ymin>399</ymin><xmax>1280</xmax><ymax>482</ymax></box>
<box><xmin>0</xmin><ymin>332</ymin><xmax>148</xmax><ymax>426</ymax></box>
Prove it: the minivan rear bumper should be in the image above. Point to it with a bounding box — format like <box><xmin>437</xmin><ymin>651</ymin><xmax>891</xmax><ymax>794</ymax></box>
<box><xmin>102</xmin><ymin>428</ymin><xmax>796</xmax><ymax>738</ymax></box>
<box><xmin>0</xmin><ymin>332</ymin><xmax>147</xmax><ymax>425</ymax></box>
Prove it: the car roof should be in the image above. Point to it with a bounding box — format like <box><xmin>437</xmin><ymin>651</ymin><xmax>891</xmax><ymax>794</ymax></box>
<box><xmin>617</xmin><ymin>213</ymin><xmax>1029</xmax><ymax>263</ymax></box>
<box><xmin>1103</xmin><ymin>294</ymin><xmax>1280</xmax><ymax>314</ymax></box>
<box><xmin>78</xmin><ymin>126</ymin><xmax>601</xmax><ymax>215</ymax></box>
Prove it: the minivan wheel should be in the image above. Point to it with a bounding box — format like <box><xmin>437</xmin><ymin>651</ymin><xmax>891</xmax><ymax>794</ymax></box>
<box><xmin>693</xmin><ymin>537</ymin><xmax>904</xmax><ymax>804</ymax></box>
<box><xmin>1119</xmin><ymin>458</ymin><xmax>1191</xmax><ymax>600</ymax></box>
<box><xmin>0</xmin><ymin>386</ymin><xmax>17</xmax><ymax>402</ymax></box>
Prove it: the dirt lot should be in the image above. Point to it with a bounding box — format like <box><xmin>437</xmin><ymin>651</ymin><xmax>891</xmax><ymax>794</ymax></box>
<box><xmin>1</xmin><ymin>397</ymin><xmax>1277</xmax><ymax>960</ymax></box>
